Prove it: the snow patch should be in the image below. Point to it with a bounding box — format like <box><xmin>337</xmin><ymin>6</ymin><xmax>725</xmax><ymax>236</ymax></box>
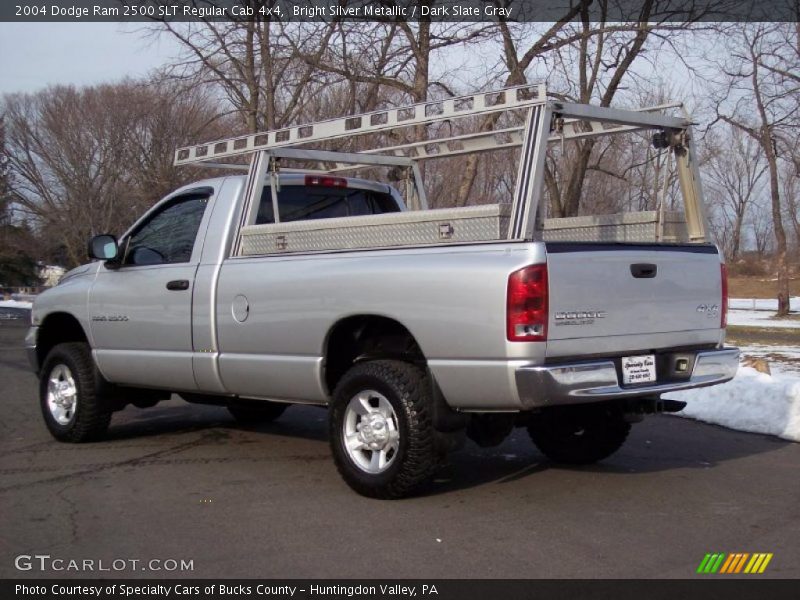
<box><xmin>0</xmin><ymin>300</ymin><xmax>33</xmax><ymax>309</ymax></box>
<box><xmin>727</xmin><ymin>309</ymin><xmax>800</xmax><ymax>329</ymax></box>
<box><xmin>666</xmin><ymin>366</ymin><xmax>800</xmax><ymax>442</ymax></box>
<box><xmin>738</xmin><ymin>344</ymin><xmax>800</xmax><ymax>376</ymax></box>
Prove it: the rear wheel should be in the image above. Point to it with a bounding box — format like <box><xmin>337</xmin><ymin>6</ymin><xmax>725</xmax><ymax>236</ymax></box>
<box><xmin>329</xmin><ymin>360</ymin><xmax>437</xmax><ymax>499</ymax></box>
<box><xmin>227</xmin><ymin>401</ymin><xmax>288</xmax><ymax>424</ymax></box>
<box><xmin>527</xmin><ymin>404</ymin><xmax>630</xmax><ymax>465</ymax></box>
<box><xmin>39</xmin><ymin>342</ymin><xmax>112</xmax><ymax>442</ymax></box>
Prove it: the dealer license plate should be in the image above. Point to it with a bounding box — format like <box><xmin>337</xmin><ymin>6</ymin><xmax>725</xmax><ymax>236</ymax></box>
<box><xmin>621</xmin><ymin>354</ymin><xmax>656</xmax><ymax>385</ymax></box>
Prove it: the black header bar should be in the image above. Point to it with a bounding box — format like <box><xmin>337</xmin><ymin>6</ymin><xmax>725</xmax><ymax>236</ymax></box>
<box><xmin>2</xmin><ymin>0</ymin><xmax>799</xmax><ymax>23</ymax></box>
<box><xmin>5</xmin><ymin>579</ymin><xmax>800</xmax><ymax>600</ymax></box>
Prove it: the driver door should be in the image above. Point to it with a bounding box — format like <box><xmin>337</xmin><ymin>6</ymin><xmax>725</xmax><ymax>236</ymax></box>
<box><xmin>89</xmin><ymin>191</ymin><xmax>211</xmax><ymax>391</ymax></box>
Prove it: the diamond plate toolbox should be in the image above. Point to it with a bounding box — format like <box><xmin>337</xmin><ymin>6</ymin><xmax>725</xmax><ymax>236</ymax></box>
<box><xmin>239</xmin><ymin>204</ymin><xmax>511</xmax><ymax>255</ymax></box>
<box><xmin>541</xmin><ymin>210</ymin><xmax>689</xmax><ymax>243</ymax></box>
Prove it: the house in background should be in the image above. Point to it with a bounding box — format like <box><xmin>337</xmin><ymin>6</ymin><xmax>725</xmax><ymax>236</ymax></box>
<box><xmin>38</xmin><ymin>264</ymin><xmax>66</xmax><ymax>288</ymax></box>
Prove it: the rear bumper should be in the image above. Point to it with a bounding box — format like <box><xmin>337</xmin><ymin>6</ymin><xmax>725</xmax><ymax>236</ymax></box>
<box><xmin>515</xmin><ymin>347</ymin><xmax>739</xmax><ymax>408</ymax></box>
<box><xmin>25</xmin><ymin>326</ymin><xmax>39</xmax><ymax>374</ymax></box>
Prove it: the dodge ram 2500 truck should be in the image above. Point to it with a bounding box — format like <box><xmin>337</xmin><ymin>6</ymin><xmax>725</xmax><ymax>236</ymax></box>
<box><xmin>26</xmin><ymin>86</ymin><xmax>739</xmax><ymax>497</ymax></box>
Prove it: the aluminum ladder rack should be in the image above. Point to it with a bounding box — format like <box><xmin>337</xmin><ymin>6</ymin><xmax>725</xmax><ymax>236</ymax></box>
<box><xmin>174</xmin><ymin>84</ymin><xmax>707</xmax><ymax>244</ymax></box>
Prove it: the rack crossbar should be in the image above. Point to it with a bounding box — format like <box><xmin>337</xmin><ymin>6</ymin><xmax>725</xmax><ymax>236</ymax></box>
<box><xmin>321</xmin><ymin>103</ymin><xmax>685</xmax><ymax>172</ymax></box>
<box><xmin>175</xmin><ymin>84</ymin><xmax>547</xmax><ymax>166</ymax></box>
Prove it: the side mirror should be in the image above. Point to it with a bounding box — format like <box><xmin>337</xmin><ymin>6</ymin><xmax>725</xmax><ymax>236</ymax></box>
<box><xmin>88</xmin><ymin>234</ymin><xmax>119</xmax><ymax>261</ymax></box>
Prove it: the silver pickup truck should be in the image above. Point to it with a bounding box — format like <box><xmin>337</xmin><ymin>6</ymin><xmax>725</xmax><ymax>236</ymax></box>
<box><xmin>26</xmin><ymin>86</ymin><xmax>739</xmax><ymax>497</ymax></box>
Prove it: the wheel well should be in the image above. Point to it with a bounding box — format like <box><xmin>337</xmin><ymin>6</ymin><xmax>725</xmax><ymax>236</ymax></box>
<box><xmin>324</xmin><ymin>316</ymin><xmax>425</xmax><ymax>393</ymax></box>
<box><xmin>37</xmin><ymin>313</ymin><xmax>88</xmax><ymax>367</ymax></box>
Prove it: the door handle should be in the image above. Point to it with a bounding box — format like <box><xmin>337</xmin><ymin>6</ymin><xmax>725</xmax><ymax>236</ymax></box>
<box><xmin>630</xmin><ymin>263</ymin><xmax>657</xmax><ymax>279</ymax></box>
<box><xmin>166</xmin><ymin>279</ymin><xmax>190</xmax><ymax>291</ymax></box>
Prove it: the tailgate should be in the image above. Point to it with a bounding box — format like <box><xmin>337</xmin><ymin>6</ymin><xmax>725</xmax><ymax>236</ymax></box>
<box><xmin>545</xmin><ymin>243</ymin><xmax>723</xmax><ymax>357</ymax></box>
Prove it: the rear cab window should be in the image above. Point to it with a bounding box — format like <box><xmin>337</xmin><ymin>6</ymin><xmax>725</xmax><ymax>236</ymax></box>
<box><xmin>255</xmin><ymin>184</ymin><xmax>400</xmax><ymax>225</ymax></box>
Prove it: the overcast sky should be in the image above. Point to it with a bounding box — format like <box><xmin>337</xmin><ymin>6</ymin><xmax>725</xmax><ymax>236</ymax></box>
<box><xmin>0</xmin><ymin>21</ymin><xmax>712</xmax><ymax>118</ymax></box>
<box><xmin>0</xmin><ymin>23</ymin><xmax>178</xmax><ymax>95</ymax></box>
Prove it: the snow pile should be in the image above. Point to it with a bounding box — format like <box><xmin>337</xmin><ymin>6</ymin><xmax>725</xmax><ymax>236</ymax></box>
<box><xmin>727</xmin><ymin>309</ymin><xmax>800</xmax><ymax>329</ymax></box>
<box><xmin>0</xmin><ymin>300</ymin><xmax>33</xmax><ymax>309</ymax></box>
<box><xmin>666</xmin><ymin>366</ymin><xmax>800</xmax><ymax>442</ymax></box>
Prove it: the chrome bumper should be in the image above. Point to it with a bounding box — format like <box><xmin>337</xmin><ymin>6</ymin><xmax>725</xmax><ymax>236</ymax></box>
<box><xmin>516</xmin><ymin>348</ymin><xmax>739</xmax><ymax>408</ymax></box>
<box><xmin>25</xmin><ymin>326</ymin><xmax>39</xmax><ymax>374</ymax></box>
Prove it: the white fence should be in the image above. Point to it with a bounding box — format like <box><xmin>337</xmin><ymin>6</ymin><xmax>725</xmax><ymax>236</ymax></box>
<box><xmin>729</xmin><ymin>297</ymin><xmax>799</xmax><ymax>312</ymax></box>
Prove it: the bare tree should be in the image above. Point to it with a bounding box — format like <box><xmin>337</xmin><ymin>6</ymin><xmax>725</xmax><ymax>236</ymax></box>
<box><xmin>0</xmin><ymin>115</ymin><xmax>8</xmax><ymax>215</ymax></box>
<box><xmin>3</xmin><ymin>80</ymin><xmax>226</xmax><ymax>267</ymax></box>
<box><xmin>121</xmin><ymin>79</ymin><xmax>233</xmax><ymax>207</ymax></box>
<box><xmin>452</xmin><ymin>13</ymin><xmax>583</xmax><ymax>206</ymax></box>
<box><xmin>155</xmin><ymin>14</ymin><xmax>343</xmax><ymax>132</ymax></box>
<box><xmin>779</xmin><ymin>114</ymin><xmax>800</xmax><ymax>257</ymax></box>
<box><xmin>297</xmin><ymin>19</ymin><xmax>490</xmax><ymax>105</ymax></box>
<box><xmin>704</xmin><ymin>125</ymin><xmax>767</xmax><ymax>261</ymax></box>
<box><xmin>542</xmin><ymin>1</ymin><xmax>720</xmax><ymax>217</ymax></box>
<box><xmin>751</xmin><ymin>200</ymin><xmax>774</xmax><ymax>258</ymax></box>
<box><xmin>0</xmin><ymin>115</ymin><xmax>40</xmax><ymax>286</ymax></box>
<box><xmin>781</xmin><ymin>160</ymin><xmax>800</xmax><ymax>254</ymax></box>
<box><xmin>455</xmin><ymin>0</ymin><xmax>712</xmax><ymax>211</ymax></box>
<box><xmin>715</xmin><ymin>22</ymin><xmax>799</xmax><ymax>315</ymax></box>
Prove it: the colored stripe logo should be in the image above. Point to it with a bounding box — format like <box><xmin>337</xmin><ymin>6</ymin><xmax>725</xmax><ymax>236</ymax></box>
<box><xmin>697</xmin><ymin>553</ymin><xmax>773</xmax><ymax>574</ymax></box>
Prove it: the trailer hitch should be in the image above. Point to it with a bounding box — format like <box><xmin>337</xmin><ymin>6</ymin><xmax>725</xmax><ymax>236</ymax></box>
<box><xmin>623</xmin><ymin>397</ymin><xmax>688</xmax><ymax>422</ymax></box>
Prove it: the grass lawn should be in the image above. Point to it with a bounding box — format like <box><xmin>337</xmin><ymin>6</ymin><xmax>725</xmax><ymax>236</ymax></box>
<box><xmin>729</xmin><ymin>275</ymin><xmax>800</xmax><ymax>299</ymax></box>
<box><xmin>727</xmin><ymin>326</ymin><xmax>800</xmax><ymax>346</ymax></box>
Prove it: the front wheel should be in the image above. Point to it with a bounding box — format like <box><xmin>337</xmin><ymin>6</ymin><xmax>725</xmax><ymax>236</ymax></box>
<box><xmin>527</xmin><ymin>404</ymin><xmax>631</xmax><ymax>465</ymax></box>
<box><xmin>329</xmin><ymin>360</ymin><xmax>438</xmax><ymax>499</ymax></box>
<box><xmin>39</xmin><ymin>342</ymin><xmax>112</xmax><ymax>442</ymax></box>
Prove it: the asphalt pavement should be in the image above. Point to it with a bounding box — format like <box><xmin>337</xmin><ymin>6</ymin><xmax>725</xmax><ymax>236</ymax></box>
<box><xmin>1</xmin><ymin>321</ymin><xmax>798</xmax><ymax>579</ymax></box>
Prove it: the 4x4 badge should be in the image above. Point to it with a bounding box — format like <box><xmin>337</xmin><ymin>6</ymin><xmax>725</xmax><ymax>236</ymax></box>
<box><xmin>696</xmin><ymin>304</ymin><xmax>719</xmax><ymax>318</ymax></box>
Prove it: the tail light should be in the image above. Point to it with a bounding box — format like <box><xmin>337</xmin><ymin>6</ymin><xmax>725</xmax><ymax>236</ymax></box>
<box><xmin>507</xmin><ymin>264</ymin><xmax>548</xmax><ymax>341</ymax></box>
<box><xmin>720</xmin><ymin>262</ymin><xmax>728</xmax><ymax>328</ymax></box>
<box><xmin>305</xmin><ymin>175</ymin><xmax>347</xmax><ymax>188</ymax></box>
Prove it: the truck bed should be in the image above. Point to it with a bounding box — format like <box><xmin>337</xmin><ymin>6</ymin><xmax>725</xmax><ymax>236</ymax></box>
<box><xmin>238</xmin><ymin>203</ymin><xmax>692</xmax><ymax>256</ymax></box>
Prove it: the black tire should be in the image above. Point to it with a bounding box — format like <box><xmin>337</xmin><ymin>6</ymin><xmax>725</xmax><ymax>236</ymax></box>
<box><xmin>329</xmin><ymin>360</ymin><xmax>437</xmax><ymax>499</ymax></box>
<box><xmin>527</xmin><ymin>404</ymin><xmax>631</xmax><ymax>465</ymax></box>
<box><xmin>39</xmin><ymin>342</ymin><xmax>112</xmax><ymax>443</ymax></box>
<box><xmin>228</xmin><ymin>402</ymin><xmax>288</xmax><ymax>424</ymax></box>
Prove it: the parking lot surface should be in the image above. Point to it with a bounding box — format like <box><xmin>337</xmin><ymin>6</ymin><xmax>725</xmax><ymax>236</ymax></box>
<box><xmin>1</xmin><ymin>322</ymin><xmax>798</xmax><ymax>579</ymax></box>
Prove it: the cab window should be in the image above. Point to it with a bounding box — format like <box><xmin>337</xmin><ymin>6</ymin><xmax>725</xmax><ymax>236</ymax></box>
<box><xmin>123</xmin><ymin>194</ymin><xmax>209</xmax><ymax>266</ymax></box>
<box><xmin>256</xmin><ymin>185</ymin><xmax>399</xmax><ymax>225</ymax></box>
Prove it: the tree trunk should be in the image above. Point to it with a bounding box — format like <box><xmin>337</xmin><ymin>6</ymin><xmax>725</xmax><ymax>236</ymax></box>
<box><xmin>764</xmin><ymin>140</ymin><xmax>791</xmax><ymax>316</ymax></box>
<box><xmin>731</xmin><ymin>210</ymin><xmax>744</xmax><ymax>261</ymax></box>
<box><xmin>560</xmin><ymin>140</ymin><xmax>596</xmax><ymax>217</ymax></box>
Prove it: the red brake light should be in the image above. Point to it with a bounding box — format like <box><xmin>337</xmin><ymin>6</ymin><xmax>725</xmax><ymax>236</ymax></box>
<box><xmin>720</xmin><ymin>262</ymin><xmax>728</xmax><ymax>328</ymax></box>
<box><xmin>304</xmin><ymin>175</ymin><xmax>347</xmax><ymax>188</ymax></box>
<box><xmin>507</xmin><ymin>264</ymin><xmax>548</xmax><ymax>342</ymax></box>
